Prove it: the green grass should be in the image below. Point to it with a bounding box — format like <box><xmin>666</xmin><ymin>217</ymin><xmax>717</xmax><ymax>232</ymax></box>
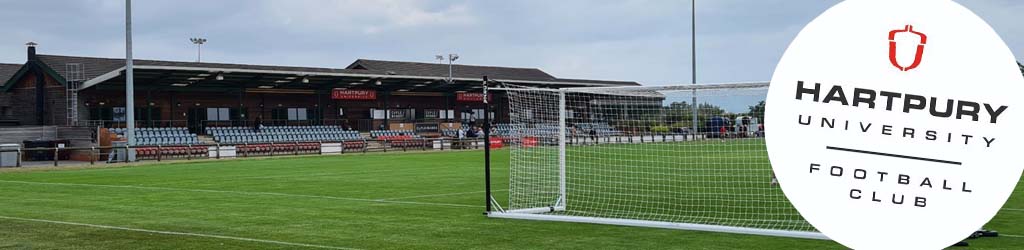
<box><xmin>0</xmin><ymin>147</ymin><xmax>1020</xmax><ymax>249</ymax></box>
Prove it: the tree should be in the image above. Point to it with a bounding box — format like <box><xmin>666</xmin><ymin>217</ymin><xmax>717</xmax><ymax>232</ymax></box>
<box><xmin>747</xmin><ymin>100</ymin><xmax>766</xmax><ymax>122</ymax></box>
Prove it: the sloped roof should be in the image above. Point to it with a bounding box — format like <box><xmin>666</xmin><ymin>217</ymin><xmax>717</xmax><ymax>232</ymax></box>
<box><xmin>36</xmin><ymin>54</ymin><xmax>384</xmax><ymax>83</ymax></box>
<box><xmin>0</xmin><ymin>63</ymin><xmax>23</xmax><ymax>87</ymax></box>
<box><xmin>347</xmin><ymin>59</ymin><xmax>559</xmax><ymax>82</ymax></box>
<box><xmin>22</xmin><ymin>54</ymin><xmax>640</xmax><ymax>89</ymax></box>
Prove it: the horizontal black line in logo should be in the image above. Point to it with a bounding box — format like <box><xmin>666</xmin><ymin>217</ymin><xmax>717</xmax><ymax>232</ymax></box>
<box><xmin>825</xmin><ymin>146</ymin><xmax>962</xmax><ymax>165</ymax></box>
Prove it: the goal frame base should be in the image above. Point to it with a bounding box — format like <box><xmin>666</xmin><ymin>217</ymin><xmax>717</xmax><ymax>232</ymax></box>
<box><xmin>488</xmin><ymin>210</ymin><xmax>829</xmax><ymax>240</ymax></box>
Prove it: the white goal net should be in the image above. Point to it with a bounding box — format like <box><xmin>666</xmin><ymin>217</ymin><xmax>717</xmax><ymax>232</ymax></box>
<box><xmin>489</xmin><ymin>82</ymin><xmax>824</xmax><ymax>239</ymax></box>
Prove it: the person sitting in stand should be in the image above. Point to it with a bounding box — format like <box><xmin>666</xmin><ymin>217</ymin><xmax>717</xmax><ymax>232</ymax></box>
<box><xmin>254</xmin><ymin>116</ymin><xmax>263</xmax><ymax>133</ymax></box>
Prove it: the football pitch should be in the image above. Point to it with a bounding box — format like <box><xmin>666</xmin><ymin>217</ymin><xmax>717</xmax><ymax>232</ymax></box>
<box><xmin>0</xmin><ymin>146</ymin><xmax>1021</xmax><ymax>249</ymax></box>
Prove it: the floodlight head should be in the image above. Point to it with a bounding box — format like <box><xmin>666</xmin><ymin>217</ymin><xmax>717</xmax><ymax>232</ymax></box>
<box><xmin>435</xmin><ymin>55</ymin><xmax>444</xmax><ymax>61</ymax></box>
<box><xmin>450</xmin><ymin>54</ymin><xmax>459</xmax><ymax>61</ymax></box>
<box><xmin>190</xmin><ymin>37</ymin><xmax>207</xmax><ymax>45</ymax></box>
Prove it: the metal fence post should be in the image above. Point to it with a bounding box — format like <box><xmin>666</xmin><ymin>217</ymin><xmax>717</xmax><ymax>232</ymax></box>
<box><xmin>15</xmin><ymin>148</ymin><xmax>21</xmax><ymax>168</ymax></box>
<box><xmin>90</xmin><ymin>147</ymin><xmax>96</xmax><ymax>165</ymax></box>
<box><xmin>53</xmin><ymin>147</ymin><xmax>59</xmax><ymax>167</ymax></box>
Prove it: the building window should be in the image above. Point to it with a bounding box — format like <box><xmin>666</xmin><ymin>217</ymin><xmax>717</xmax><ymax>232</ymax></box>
<box><xmin>206</xmin><ymin>108</ymin><xmax>231</xmax><ymax>121</ymax></box>
<box><xmin>370</xmin><ymin>109</ymin><xmax>386</xmax><ymax>120</ymax></box>
<box><xmin>287</xmin><ymin>108</ymin><xmax>308</xmax><ymax>121</ymax></box>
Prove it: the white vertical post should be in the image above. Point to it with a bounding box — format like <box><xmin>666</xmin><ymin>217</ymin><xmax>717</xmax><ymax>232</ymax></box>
<box><xmin>125</xmin><ymin>0</ymin><xmax>136</xmax><ymax>150</ymax></box>
<box><xmin>558</xmin><ymin>90</ymin><xmax>567</xmax><ymax>207</ymax></box>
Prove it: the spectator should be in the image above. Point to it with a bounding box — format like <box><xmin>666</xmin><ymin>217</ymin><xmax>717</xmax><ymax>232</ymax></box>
<box><xmin>254</xmin><ymin>116</ymin><xmax>263</xmax><ymax>133</ymax></box>
<box><xmin>589</xmin><ymin>129</ymin><xmax>598</xmax><ymax>145</ymax></box>
<box><xmin>457</xmin><ymin>127</ymin><xmax>466</xmax><ymax>139</ymax></box>
<box><xmin>466</xmin><ymin>127</ymin><xmax>478</xmax><ymax>138</ymax></box>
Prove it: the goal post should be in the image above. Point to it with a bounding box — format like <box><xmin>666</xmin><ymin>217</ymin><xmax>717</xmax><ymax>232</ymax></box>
<box><xmin>486</xmin><ymin>82</ymin><xmax>827</xmax><ymax>240</ymax></box>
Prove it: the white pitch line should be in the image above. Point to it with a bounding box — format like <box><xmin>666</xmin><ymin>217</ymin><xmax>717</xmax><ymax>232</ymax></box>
<box><xmin>0</xmin><ymin>215</ymin><xmax>360</xmax><ymax>250</ymax></box>
<box><xmin>378</xmin><ymin>189</ymin><xmax>509</xmax><ymax>201</ymax></box>
<box><xmin>1002</xmin><ymin>234</ymin><xmax>1024</xmax><ymax>238</ymax></box>
<box><xmin>1002</xmin><ymin>208</ymin><xmax>1024</xmax><ymax>212</ymax></box>
<box><xmin>0</xmin><ymin>180</ymin><xmax>480</xmax><ymax>208</ymax></box>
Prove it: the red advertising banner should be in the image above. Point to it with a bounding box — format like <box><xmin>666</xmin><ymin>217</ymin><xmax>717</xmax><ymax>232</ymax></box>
<box><xmin>331</xmin><ymin>89</ymin><xmax>376</xmax><ymax>100</ymax></box>
<box><xmin>522</xmin><ymin>137</ymin><xmax>538</xmax><ymax>148</ymax></box>
<box><xmin>489</xmin><ymin>137</ymin><xmax>504</xmax><ymax>149</ymax></box>
<box><xmin>456</xmin><ymin>92</ymin><xmax>492</xmax><ymax>102</ymax></box>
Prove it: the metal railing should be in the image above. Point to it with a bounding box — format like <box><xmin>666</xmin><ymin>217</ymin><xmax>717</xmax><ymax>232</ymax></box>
<box><xmin>81</xmin><ymin>120</ymin><xmax>190</xmax><ymax>128</ymax></box>
<box><xmin>0</xmin><ymin>137</ymin><xmax>489</xmax><ymax>168</ymax></box>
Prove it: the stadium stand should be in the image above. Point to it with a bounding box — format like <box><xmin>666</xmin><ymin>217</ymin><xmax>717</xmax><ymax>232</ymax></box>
<box><xmin>441</xmin><ymin>129</ymin><xmax>459</xmax><ymax>138</ymax></box>
<box><xmin>107</xmin><ymin>127</ymin><xmax>205</xmax><ymax>160</ymax></box>
<box><xmin>208</xmin><ymin>125</ymin><xmax>364</xmax><ymax>144</ymax></box>
<box><xmin>574</xmin><ymin>123</ymin><xmax>622</xmax><ymax>136</ymax></box>
<box><xmin>370</xmin><ymin>130</ymin><xmax>429</xmax><ymax>149</ymax></box>
<box><xmin>109</xmin><ymin>127</ymin><xmax>200</xmax><ymax>146</ymax></box>
<box><xmin>208</xmin><ymin>125</ymin><xmax>367</xmax><ymax>155</ymax></box>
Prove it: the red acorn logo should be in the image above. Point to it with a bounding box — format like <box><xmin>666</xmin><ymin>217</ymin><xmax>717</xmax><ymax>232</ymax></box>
<box><xmin>889</xmin><ymin>25</ymin><xmax>927</xmax><ymax>71</ymax></box>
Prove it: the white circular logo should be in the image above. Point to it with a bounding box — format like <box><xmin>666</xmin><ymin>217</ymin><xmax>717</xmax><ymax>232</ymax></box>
<box><xmin>765</xmin><ymin>0</ymin><xmax>1024</xmax><ymax>249</ymax></box>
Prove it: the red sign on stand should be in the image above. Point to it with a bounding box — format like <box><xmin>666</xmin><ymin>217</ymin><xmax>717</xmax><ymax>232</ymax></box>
<box><xmin>522</xmin><ymin>137</ymin><xmax>538</xmax><ymax>148</ymax></box>
<box><xmin>331</xmin><ymin>89</ymin><xmax>377</xmax><ymax>100</ymax></box>
<box><xmin>457</xmin><ymin>92</ymin><xmax>492</xmax><ymax>102</ymax></box>
<box><xmin>488</xmin><ymin>137</ymin><xmax>504</xmax><ymax>149</ymax></box>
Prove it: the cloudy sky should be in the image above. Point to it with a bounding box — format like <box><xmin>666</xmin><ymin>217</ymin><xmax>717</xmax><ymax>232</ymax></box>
<box><xmin>0</xmin><ymin>0</ymin><xmax>1022</xmax><ymax>86</ymax></box>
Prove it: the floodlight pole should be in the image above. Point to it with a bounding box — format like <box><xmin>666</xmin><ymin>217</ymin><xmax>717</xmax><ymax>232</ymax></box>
<box><xmin>690</xmin><ymin>0</ymin><xmax>699</xmax><ymax>137</ymax></box>
<box><xmin>483</xmin><ymin>76</ymin><xmax>492</xmax><ymax>214</ymax></box>
<box><xmin>191</xmin><ymin>38</ymin><xmax>206</xmax><ymax>63</ymax></box>
<box><xmin>446</xmin><ymin>54</ymin><xmax>458</xmax><ymax>83</ymax></box>
<box><xmin>125</xmin><ymin>0</ymin><xmax>136</xmax><ymax>149</ymax></box>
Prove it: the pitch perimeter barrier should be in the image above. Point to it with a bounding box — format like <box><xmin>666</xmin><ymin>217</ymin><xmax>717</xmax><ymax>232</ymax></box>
<box><xmin>0</xmin><ymin>138</ymin><xmax>493</xmax><ymax>168</ymax></box>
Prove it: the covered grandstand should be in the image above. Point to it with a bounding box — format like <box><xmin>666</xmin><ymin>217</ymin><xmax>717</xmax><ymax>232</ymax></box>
<box><xmin>0</xmin><ymin>43</ymin><xmax>640</xmax><ymax>163</ymax></box>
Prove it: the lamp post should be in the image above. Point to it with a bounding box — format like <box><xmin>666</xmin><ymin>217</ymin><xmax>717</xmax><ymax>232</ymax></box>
<box><xmin>190</xmin><ymin>37</ymin><xmax>207</xmax><ymax>62</ymax></box>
